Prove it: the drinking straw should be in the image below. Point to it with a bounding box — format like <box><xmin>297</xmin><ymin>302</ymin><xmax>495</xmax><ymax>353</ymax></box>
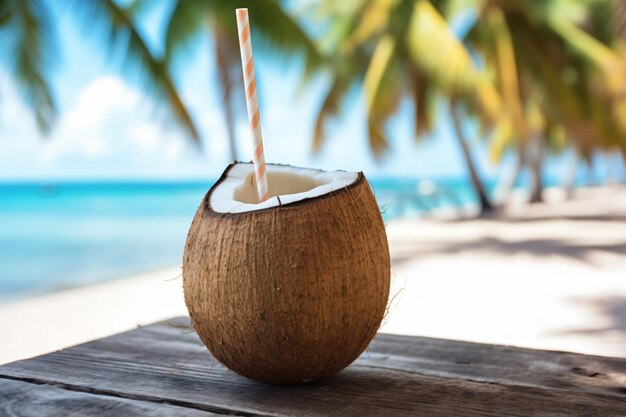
<box><xmin>236</xmin><ymin>8</ymin><xmax>270</xmax><ymax>203</ymax></box>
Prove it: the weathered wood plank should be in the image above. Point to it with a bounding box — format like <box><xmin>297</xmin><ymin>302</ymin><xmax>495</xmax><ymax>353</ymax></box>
<box><xmin>364</xmin><ymin>333</ymin><xmax>626</xmax><ymax>396</ymax></box>
<box><xmin>1</xmin><ymin>317</ymin><xmax>625</xmax><ymax>416</ymax></box>
<box><xmin>1</xmin><ymin>352</ymin><xmax>624</xmax><ymax>417</ymax></box>
<box><xmin>0</xmin><ymin>378</ymin><xmax>222</xmax><ymax>417</ymax></box>
<box><xmin>69</xmin><ymin>317</ymin><xmax>626</xmax><ymax>398</ymax></box>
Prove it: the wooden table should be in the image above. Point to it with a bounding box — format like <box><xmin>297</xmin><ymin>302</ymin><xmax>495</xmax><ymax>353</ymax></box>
<box><xmin>1</xmin><ymin>317</ymin><xmax>625</xmax><ymax>416</ymax></box>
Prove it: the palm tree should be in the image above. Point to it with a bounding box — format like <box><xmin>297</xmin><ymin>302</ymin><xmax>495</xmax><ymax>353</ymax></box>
<box><xmin>0</xmin><ymin>0</ymin><xmax>199</xmax><ymax>141</ymax></box>
<box><xmin>311</xmin><ymin>0</ymin><xmax>502</xmax><ymax>214</ymax></box>
<box><xmin>465</xmin><ymin>0</ymin><xmax>626</xmax><ymax>202</ymax></box>
<box><xmin>135</xmin><ymin>0</ymin><xmax>321</xmax><ymax>162</ymax></box>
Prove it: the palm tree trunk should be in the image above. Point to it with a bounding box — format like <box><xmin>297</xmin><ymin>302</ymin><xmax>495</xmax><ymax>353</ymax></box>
<box><xmin>529</xmin><ymin>136</ymin><xmax>544</xmax><ymax>203</ymax></box>
<box><xmin>214</xmin><ymin>27</ymin><xmax>238</xmax><ymax>162</ymax></box>
<box><xmin>450</xmin><ymin>102</ymin><xmax>493</xmax><ymax>214</ymax></box>
<box><xmin>564</xmin><ymin>145</ymin><xmax>579</xmax><ymax>199</ymax></box>
<box><xmin>500</xmin><ymin>145</ymin><xmax>524</xmax><ymax>204</ymax></box>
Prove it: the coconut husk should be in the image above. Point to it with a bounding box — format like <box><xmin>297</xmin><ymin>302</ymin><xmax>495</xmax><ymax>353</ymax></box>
<box><xmin>183</xmin><ymin>163</ymin><xmax>390</xmax><ymax>384</ymax></box>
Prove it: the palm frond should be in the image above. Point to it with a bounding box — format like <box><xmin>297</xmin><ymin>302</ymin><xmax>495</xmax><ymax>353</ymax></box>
<box><xmin>367</xmin><ymin>80</ymin><xmax>402</xmax><ymax>157</ymax></box>
<box><xmin>244</xmin><ymin>1</ymin><xmax>323</xmax><ymax>79</ymax></box>
<box><xmin>164</xmin><ymin>0</ymin><xmax>207</xmax><ymax>63</ymax></box>
<box><xmin>406</xmin><ymin>0</ymin><xmax>476</xmax><ymax>92</ymax></box>
<box><xmin>488</xmin><ymin>7</ymin><xmax>528</xmax><ymax>140</ymax></box>
<box><xmin>547</xmin><ymin>12</ymin><xmax>626</xmax><ymax>94</ymax></box>
<box><xmin>408</xmin><ymin>65</ymin><xmax>435</xmax><ymax>137</ymax></box>
<box><xmin>407</xmin><ymin>0</ymin><xmax>503</xmax><ymax>130</ymax></box>
<box><xmin>613</xmin><ymin>0</ymin><xmax>626</xmax><ymax>39</ymax></box>
<box><xmin>124</xmin><ymin>0</ymin><xmax>158</xmax><ymax>18</ymax></box>
<box><xmin>179</xmin><ymin>1</ymin><xmax>323</xmax><ymax>76</ymax></box>
<box><xmin>313</xmin><ymin>0</ymin><xmax>371</xmax><ymax>55</ymax></box>
<box><xmin>443</xmin><ymin>0</ymin><xmax>484</xmax><ymax>20</ymax></box>
<box><xmin>311</xmin><ymin>0</ymin><xmax>383</xmax><ymax>153</ymax></box>
<box><xmin>165</xmin><ymin>0</ymin><xmax>323</xmax><ymax>106</ymax></box>
<box><xmin>72</xmin><ymin>0</ymin><xmax>199</xmax><ymax>143</ymax></box>
<box><xmin>342</xmin><ymin>0</ymin><xmax>396</xmax><ymax>53</ymax></box>
<box><xmin>366</xmin><ymin>51</ymin><xmax>403</xmax><ymax>157</ymax></box>
<box><xmin>0</xmin><ymin>0</ymin><xmax>11</xmax><ymax>27</ymax></box>
<box><xmin>488</xmin><ymin>117</ymin><xmax>513</xmax><ymax>163</ymax></box>
<box><xmin>548</xmin><ymin>13</ymin><xmax>618</xmax><ymax>66</ymax></box>
<box><xmin>1</xmin><ymin>0</ymin><xmax>57</xmax><ymax>133</ymax></box>
<box><xmin>363</xmin><ymin>34</ymin><xmax>395</xmax><ymax>114</ymax></box>
<box><xmin>312</xmin><ymin>70</ymin><xmax>353</xmax><ymax>153</ymax></box>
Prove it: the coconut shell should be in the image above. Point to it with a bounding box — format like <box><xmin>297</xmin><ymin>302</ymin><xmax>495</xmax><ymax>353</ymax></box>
<box><xmin>183</xmin><ymin>163</ymin><xmax>390</xmax><ymax>384</ymax></box>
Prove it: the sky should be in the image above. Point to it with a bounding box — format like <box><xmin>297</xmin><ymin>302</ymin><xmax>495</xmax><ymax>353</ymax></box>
<box><xmin>0</xmin><ymin>1</ymin><xmax>617</xmax><ymax>184</ymax></box>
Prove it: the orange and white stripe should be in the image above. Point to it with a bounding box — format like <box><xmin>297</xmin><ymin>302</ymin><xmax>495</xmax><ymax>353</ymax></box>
<box><xmin>236</xmin><ymin>8</ymin><xmax>269</xmax><ymax>203</ymax></box>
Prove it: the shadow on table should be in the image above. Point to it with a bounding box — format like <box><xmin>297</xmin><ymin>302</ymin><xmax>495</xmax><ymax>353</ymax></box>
<box><xmin>233</xmin><ymin>366</ymin><xmax>454</xmax><ymax>414</ymax></box>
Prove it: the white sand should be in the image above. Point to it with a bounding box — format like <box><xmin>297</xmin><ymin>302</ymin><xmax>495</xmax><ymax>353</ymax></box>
<box><xmin>0</xmin><ymin>269</ymin><xmax>188</xmax><ymax>365</ymax></box>
<box><xmin>1</xmin><ymin>186</ymin><xmax>625</xmax><ymax>365</ymax></box>
<box><xmin>383</xmin><ymin>186</ymin><xmax>626</xmax><ymax>358</ymax></box>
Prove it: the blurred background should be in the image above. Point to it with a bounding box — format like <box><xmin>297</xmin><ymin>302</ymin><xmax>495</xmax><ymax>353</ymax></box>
<box><xmin>1</xmin><ymin>0</ymin><xmax>626</xmax><ymax>363</ymax></box>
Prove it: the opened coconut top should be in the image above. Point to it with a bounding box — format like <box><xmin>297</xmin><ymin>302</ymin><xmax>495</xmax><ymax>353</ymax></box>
<box><xmin>209</xmin><ymin>163</ymin><xmax>360</xmax><ymax>214</ymax></box>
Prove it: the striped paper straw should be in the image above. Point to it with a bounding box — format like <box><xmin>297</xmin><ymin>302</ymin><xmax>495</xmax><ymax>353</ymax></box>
<box><xmin>236</xmin><ymin>8</ymin><xmax>269</xmax><ymax>203</ymax></box>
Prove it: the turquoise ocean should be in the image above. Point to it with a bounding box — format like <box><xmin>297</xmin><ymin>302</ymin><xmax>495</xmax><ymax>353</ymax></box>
<box><xmin>0</xmin><ymin>178</ymin><xmax>492</xmax><ymax>303</ymax></box>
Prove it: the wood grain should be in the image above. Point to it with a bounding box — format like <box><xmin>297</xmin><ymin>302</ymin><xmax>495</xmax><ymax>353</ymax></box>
<box><xmin>1</xmin><ymin>317</ymin><xmax>625</xmax><ymax>416</ymax></box>
<box><xmin>0</xmin><ymin>378</ymin><xmax>220</xmax><ymax>417</ymax></box>
<box><xmin>363</xmin><ymin>332</ymin><xmax>626</xmax><ymax>397</ymax></box>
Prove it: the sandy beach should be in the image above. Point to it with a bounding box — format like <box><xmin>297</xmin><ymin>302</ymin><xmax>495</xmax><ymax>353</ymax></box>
<box><xmin>1</xmin><ymin>185</ymin><xmax>625</xmax><ymax>365</ymax></box>
<box><xmin>385</xmin><ymin>185</ymin><xmax>626</xmax><ymax>358</ymax></box>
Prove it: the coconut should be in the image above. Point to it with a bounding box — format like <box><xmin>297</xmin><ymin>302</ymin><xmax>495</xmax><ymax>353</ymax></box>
<box><xmin>183</xmin><ymin>162</ymin><xmax>390</xmax><ymax>384</ymax></box>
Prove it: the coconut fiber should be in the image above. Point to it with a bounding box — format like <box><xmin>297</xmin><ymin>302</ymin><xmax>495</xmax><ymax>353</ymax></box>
<box><xmin>183</xmin><ymin>163</ymin><xmax>391</xmax><ymax>384</ymax></box>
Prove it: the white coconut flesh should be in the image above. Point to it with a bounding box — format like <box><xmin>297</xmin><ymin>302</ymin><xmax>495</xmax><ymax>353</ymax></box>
<box><xmin>210</xmin><ymin>163</ymin><xmax>359</xmax><ymax>214</ymax></box>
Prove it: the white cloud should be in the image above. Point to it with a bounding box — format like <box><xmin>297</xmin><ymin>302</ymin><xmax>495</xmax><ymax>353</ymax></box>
<box><xmin>0</xmin><ymin>67</ymin><xmax>500</xmax><ymax>181</ymax></box>
<box><xmin>128</xmin><ymin>123</ymin><xmax>161</xmax><ymax>151</ymax></box>
<box><xmin>63</xmin><ymin>76</ymin><xmax>142</xmax><ymax>131</ymax></box>
<box><xmin>0</xmin><ymin>74</ymin><xmax>231</xmax><ymax>179</ymax></box>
